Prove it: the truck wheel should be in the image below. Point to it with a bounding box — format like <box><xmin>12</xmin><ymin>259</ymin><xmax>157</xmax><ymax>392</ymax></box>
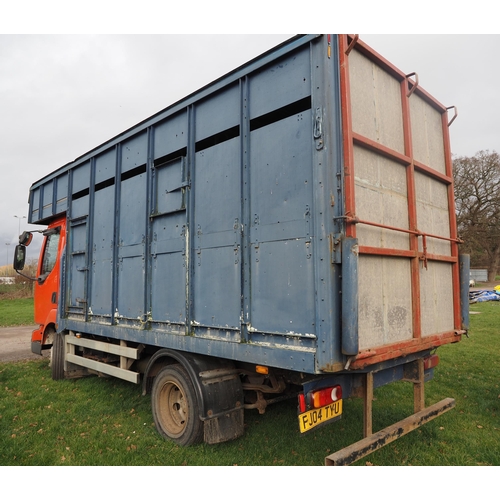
<box><xmin>51</xmin><ymin>332</ymin><xmax>65</xmax><ymax>381</ymax></box>
<box><xmin>152</xmin><ymin>364</ymin><xmax>203</xmax><ymax>446</ymax></box>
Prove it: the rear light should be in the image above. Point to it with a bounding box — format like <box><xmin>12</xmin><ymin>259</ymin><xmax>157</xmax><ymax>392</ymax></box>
<box><xmin>298</xmin><ymin>393</ymin><xmax>307</xmax><ymax>413</ymax></box>
<box><xmin>424</xmin><ymin>354</ymin><xmax>439</xmax><ymax>370</ymax></box>
<box><xmin>310</xmin><ymin>385</ymin><xmax>342</xmax><ymax>409</ymax></box>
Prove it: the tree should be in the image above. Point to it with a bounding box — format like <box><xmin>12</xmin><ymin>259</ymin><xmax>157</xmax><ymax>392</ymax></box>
<box><xmin>453</xmin><ymin>150</ymin><xmax>500</xmax><ymax>282</ymax></box>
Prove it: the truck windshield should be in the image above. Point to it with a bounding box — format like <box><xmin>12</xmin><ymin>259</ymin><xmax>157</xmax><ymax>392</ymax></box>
<box><xmin>40</xmin><ymin>231</ymin><xmax>60</xmax><ymax>277</ymax></box>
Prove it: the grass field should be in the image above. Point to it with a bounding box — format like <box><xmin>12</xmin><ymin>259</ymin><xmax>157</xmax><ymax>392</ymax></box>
<box><xmin>0</xmin><ymin>299</ymin><xmax>499</xmax><ymax>466</ymax></box>
<box><xmin>0</xmin><ymin>297</ymin><xmax>34</xmax><ymax>327</ymax></box>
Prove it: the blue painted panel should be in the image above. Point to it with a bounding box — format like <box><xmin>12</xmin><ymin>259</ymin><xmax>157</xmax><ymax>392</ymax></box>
<box><xmin>341</xmin><ymin>237</ymin><xmax>359</xmax><ymax>355</ymax></box>
<box><xmin>95</xmin><ymin>149</ymin><xmax>116</xmax><ymax>184</ymax></box>
<box><xmin>30</xmin><ymin>188</ymin><xmax>40</xmax><ymax>222</ymax></box>
<box><xmin>250</xmin><ymin>113</ymin><xmax>313</xmax><ymax>229</ymax></box>
<box><xmin>71</xmin><ymin>195</ymin><xmax>89</xmax><ymax>218</ymax></box>
<box><xmin>42</xmin><ymin>181</ymin><xmax>54</xmax><ymax>219</ymax></box>
<box><xmin>194</xmin><ymin>139</ymin><xmax>241</xmax><ymax>234</ymax></box>
<box><xmin>151</xmin><ymin>244</ymin><xmax>186</xmax><ymax>324</ymax></box>
<box><xmin>152</xmin><ymin>211</ymin><xmax>186</xmax><ymax>245</ymax></box>
<box><xmin>72</xmin><ymin>162</ymin><xmax>91</xmax><ymax>193</ymax></box>
<box><xmin>193</xmin><ymin>245</ymin><xmax>241</xmax><ymax>329</ymax></box>
<box><xmin>153</xmin><ymin>112</ymin><xmax>188</xmax><ymax>159</ymax></box>
<box><xmin>116</xmin><ymin>172</ymin><xmax>147</xmax><ymax>319</ymax></box>
<box><xmin>192</xmin><ymin>138</ymin><xmax>242</xmax><ymax>329</ymax></box>
<box><xmin>251</xmin><ymin>239</ymin><xmax>315</xmax><ymax>334</ymax></box>
<box><xmin>55</xmin><ymin>173</ymin><xmax>68</xmax><ymax>215</ymax></box>
<box><xmin>67</xmin><ymin>219</ymin><xmax>87</xmax><ymax>312</ymax></box>
<box><xmin>117</xmin><ymin>255</ymin><xmax>145</xmax><ymax>320</ymax></box>
<box><xmin>195</xmin><ymin>84</ymin><xmax>239</xmax><ymax>141</ymax></box>
<box><xmin>91</xmin><ymin>259</ymin><xmax>113</xmax><ymax>318</ymax></box>
<box><xmin>155</xmin><ymin>157</ymin><xmax>186</xmax><ymax>215</ymax></box>
<box><xmin>248</xmin><ymin>109</ymin><xmax>315</xmax><ymax>336</ymax></box>
<box><xmin>90</xmin><ymin>186</ymin><xmax>114</xmax><ymax>316</ymax></box>
<box><xmin>460</xmin><ymin>254</ymin><xmax>470</xmax><ymax>330</ymax></box>
<box><xmin>249</xmin><ymin>46</ymin><xmax>311</xmax><ymax>119</ymax></box>
<box><xmin>151</xmin><ymin>205</ymin><xmax>187</xmax><ymax>324</ymax></box>
<box><xmin>119</xmin><ymin>173</ymin><xmax>147</xmax><ymax>246</ymax></box>
<box><xmin>122</xmin><ymin>132</ymin><xmax>148</xmax><ymax>173</ymax></box>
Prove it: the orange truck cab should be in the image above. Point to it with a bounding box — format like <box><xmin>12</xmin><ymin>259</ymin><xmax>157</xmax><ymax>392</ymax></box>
<box><xmin>30</xmin><ymin>216</ymin><xmax>66</xmax><ymax>354</ymax></box>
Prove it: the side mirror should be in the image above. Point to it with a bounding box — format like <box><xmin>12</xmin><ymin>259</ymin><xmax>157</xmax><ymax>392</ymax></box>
<box><xmin>13</xmin><ymin>245</ymin><xmax>26</xmax><ymax>271</ymax></box>
<box><xmin>19</xmin><ymin>231</ymin><xmax>33</xmax><ymax>246</ymax></box>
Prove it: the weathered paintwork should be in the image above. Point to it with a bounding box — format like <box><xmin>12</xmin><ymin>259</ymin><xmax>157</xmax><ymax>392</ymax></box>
<box><xmin>27</xmin><ymin>35</ymin><xmax>465</xmax><ymax>376</ymax></box>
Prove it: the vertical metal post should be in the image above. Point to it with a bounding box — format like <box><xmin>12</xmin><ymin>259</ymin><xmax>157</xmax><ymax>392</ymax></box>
<box><xmin>363</xmin><ymin>372</ymin><xmax>373</xmax><ymax>438</ymax></box>
<box><xmin>186</xmin><ymin>105</ymin><xmax>196</xmax><ymax>334</ymax></box>
<box><xmin>442</xmin><ymin>110</ymin><xmax>462</xmax><ymax>331</ymax></box>
<box><xmin>401</xmin><ymin>74</ymin><xmax>422</xmax><ymax>339</ymax></box>
<box><xmin>144</xmin><ymin>127</ymin><xmax>154</xmax><ymax>320</ymax></box>
<box><xmin>241</xmin><ymin>76</ymin><xmax>251</xmax><ymax>342</ymax></box>
<box><xmin>338</xmin><ymin>35</ymin><xmax>356</xmax><ymax>239</ymax></box>
<box><xmin>111</xmin><ymin>144</ymin><xmax>122</xmax><ymax>324</ymax></box>
<box><xmin>341</xmin><ymin>237</ymin><xmax>359</xmax><ymax>355</ymax></box>
<box><xmin>459</xmin><ymin>254</ymin><xmax>470</xmax><ymax>331</ymax></box>
<box><xmin>413</xmin><ymin>358</ymin><xmax>425</xmax><ymax>413</ymax></box>
<box><xmin>86</xmin><ymin>158</ymin><xmax>96</xmax><ymax>323</ymax></box>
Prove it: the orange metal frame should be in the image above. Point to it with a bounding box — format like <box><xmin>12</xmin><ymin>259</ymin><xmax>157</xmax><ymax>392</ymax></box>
<box><xmin>338</xmin><ymin>35</ymin><xmax>463</xmax><ymax>369</ymax></box>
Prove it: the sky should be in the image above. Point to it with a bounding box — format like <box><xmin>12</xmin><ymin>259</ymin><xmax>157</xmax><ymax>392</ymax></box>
<box><xmin>1</xmin><ymin>30</ymin><xmax>499</xmax><ymax>267</ymax></box>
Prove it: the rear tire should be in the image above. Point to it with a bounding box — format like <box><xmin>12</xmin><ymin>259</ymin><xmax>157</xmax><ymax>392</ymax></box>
<box><xmin>51</xmin><ymin>332</ymin><xmax>65</xmax><ymax>381</ymax></box>
<box><xmin>152</xmin><ymin>364</ymin><xmax>203</xmax><ymax>446</ymax></box>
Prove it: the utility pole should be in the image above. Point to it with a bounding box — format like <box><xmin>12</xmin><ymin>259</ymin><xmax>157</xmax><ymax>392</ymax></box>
<box><xmin>5</xmin><ymin>242</ymin><xmax>10</xmax><ymax>272</ymax></box>
<box><xmin>14</xmin><ymin>215</ymin><xmax>26</xmax><ymax>236</ymax></box>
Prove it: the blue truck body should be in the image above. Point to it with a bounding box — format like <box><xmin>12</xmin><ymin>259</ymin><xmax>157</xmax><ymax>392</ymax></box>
<box><xmin>23</xmin><ymin>35</ymin><xmax>467</xmax><ymax>458</ymax></box>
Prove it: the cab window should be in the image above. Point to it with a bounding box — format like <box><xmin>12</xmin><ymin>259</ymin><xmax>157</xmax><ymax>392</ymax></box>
<box><xmin>40</xmin><ymin>231</ymin><xmax>60</xmax><ymax>276</ymax></box>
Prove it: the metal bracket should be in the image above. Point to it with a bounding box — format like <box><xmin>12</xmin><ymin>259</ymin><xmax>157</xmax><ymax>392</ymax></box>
<box><xmin>313</xmin><ymin>108</ymin><xmax>324</xmax><ymax>150</ymax></box>
<box><xmin>446</xmin><ymin>105</ymin><xmax>458</xmax><ymax>126</ymax></box>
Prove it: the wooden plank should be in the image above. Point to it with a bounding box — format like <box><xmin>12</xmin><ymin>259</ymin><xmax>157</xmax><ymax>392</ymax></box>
<box><xmin>325</xmin><ymin>398</ymin><xmax>455</xmax><ymax>466</ymax></box>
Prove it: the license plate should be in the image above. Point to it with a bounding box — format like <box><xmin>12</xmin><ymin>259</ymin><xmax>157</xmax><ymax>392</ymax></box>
<box><xmin>298</xmin><ymin>400</ymin><xmax>343</xmax><ymax>433</ymax></box>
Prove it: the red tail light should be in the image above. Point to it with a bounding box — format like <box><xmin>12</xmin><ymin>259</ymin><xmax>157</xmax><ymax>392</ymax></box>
<box><xmin>311</xmin><ymin>385</ymin><xmax>342</xmax><ymax>409</ymax></box>
<box><xmin>298</xmin><ymin>393</ymin><xmax>307</xmax><ymax>413</ymax></box>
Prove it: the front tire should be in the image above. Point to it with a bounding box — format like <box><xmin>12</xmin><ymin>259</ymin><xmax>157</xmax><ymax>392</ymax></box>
<box><xmin>51</xmin><ymin>332</ymin><xmax>65</xmax><ymax>380</ymax></box>
<box><xmin>151</xmin><ymin>364</ymin><xmax>203</xmax><ymax>446</ymax></box>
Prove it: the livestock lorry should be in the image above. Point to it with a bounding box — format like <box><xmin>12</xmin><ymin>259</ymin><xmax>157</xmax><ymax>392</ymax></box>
<box><xmin>14</xmin><ymin>34</ymin><xmax>469</xmax><ymax>465</ymax></box>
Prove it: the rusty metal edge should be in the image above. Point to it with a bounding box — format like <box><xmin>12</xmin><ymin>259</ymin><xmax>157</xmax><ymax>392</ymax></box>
<box><xmin>324</xmin><ymin>397</ymin><xmax>456</xmax><ymax>466</ymax></box>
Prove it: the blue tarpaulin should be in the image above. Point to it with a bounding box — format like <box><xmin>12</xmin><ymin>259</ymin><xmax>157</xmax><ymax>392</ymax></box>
<box><xmin>469</xmin><ymin>290</ymin><xmax>500</xmax><ymax>303</ymax></box>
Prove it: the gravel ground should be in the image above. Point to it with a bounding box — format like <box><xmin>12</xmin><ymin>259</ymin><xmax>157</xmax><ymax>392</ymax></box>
<box><xmin>0</xmin><ymin>325</ymin><xmax>50</xmax><ymax>363</ymax></box>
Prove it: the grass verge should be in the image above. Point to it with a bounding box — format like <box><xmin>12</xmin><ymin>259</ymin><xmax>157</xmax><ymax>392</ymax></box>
<box><xmin>0</xmin><ymin>301</ymin><xmax>499</xmax><ymax>466</ymax></box>
<box><xmin>0</xmin><ymin>298</ymin><xmax>34</xmax><ymax>327</ymax></box>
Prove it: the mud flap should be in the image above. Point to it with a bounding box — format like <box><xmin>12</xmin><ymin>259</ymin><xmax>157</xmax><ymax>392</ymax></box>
<box><xmin>203</xmin><ymin>407</ymin><xmax>244</xmax><ymax>444</ymax></box>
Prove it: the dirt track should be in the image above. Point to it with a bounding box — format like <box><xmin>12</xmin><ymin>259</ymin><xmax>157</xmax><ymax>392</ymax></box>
<box><xmin>0</xmin><ymin>325</ymin><xmax>50</xmax><ymax>363</ymax></box>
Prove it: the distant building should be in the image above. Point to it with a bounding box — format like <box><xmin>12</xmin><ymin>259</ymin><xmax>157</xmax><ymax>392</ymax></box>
<box><xmin>470</xmin><ymin>269</ymin><xmax>488</xmax><ymax>283</ymax></box>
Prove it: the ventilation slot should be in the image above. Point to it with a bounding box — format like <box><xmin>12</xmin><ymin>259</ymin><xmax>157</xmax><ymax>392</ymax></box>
<box><xmin>154</xmin><ymin>148</ymin><xmax>188</xmax><ymax>168</ymax></box>
<box><xmin>195</xmin><ymin>125</ymin><xmax>240</xmax><ymax>153</ymax></box>
<box><xmin>95</xmin><ymin>177</ymin><xmax>115</xmax><ymax>192</ymax></box>
<box><xmin>250</xmin><ymin>96</ymin><xmax>312</xmax><ymax>131</ymax></box>
<box><xmin>121</xmin><ymin>164</ymin><xmax>147</xmax><ymax>182</ymax></box>
<box><xmin>72</xmin><ymin>188</ymin><xmax>90</xmax><ymax>201</ymax></box>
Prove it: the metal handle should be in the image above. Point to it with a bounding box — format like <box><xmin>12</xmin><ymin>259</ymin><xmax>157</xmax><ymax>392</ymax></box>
<box><xmin>406</xmin><ymin>72</ymin><xmax>419</xmax><ymax>97</ymax></box>
<box><xmin>446</xmin><ymin>105</ymin><xmax>458</xmax><ymax>126</ymax></box>
<box><xmin>345</xmin><ymin>34</ymin><xmax>359</xmax><ymax>55</ymax></box>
